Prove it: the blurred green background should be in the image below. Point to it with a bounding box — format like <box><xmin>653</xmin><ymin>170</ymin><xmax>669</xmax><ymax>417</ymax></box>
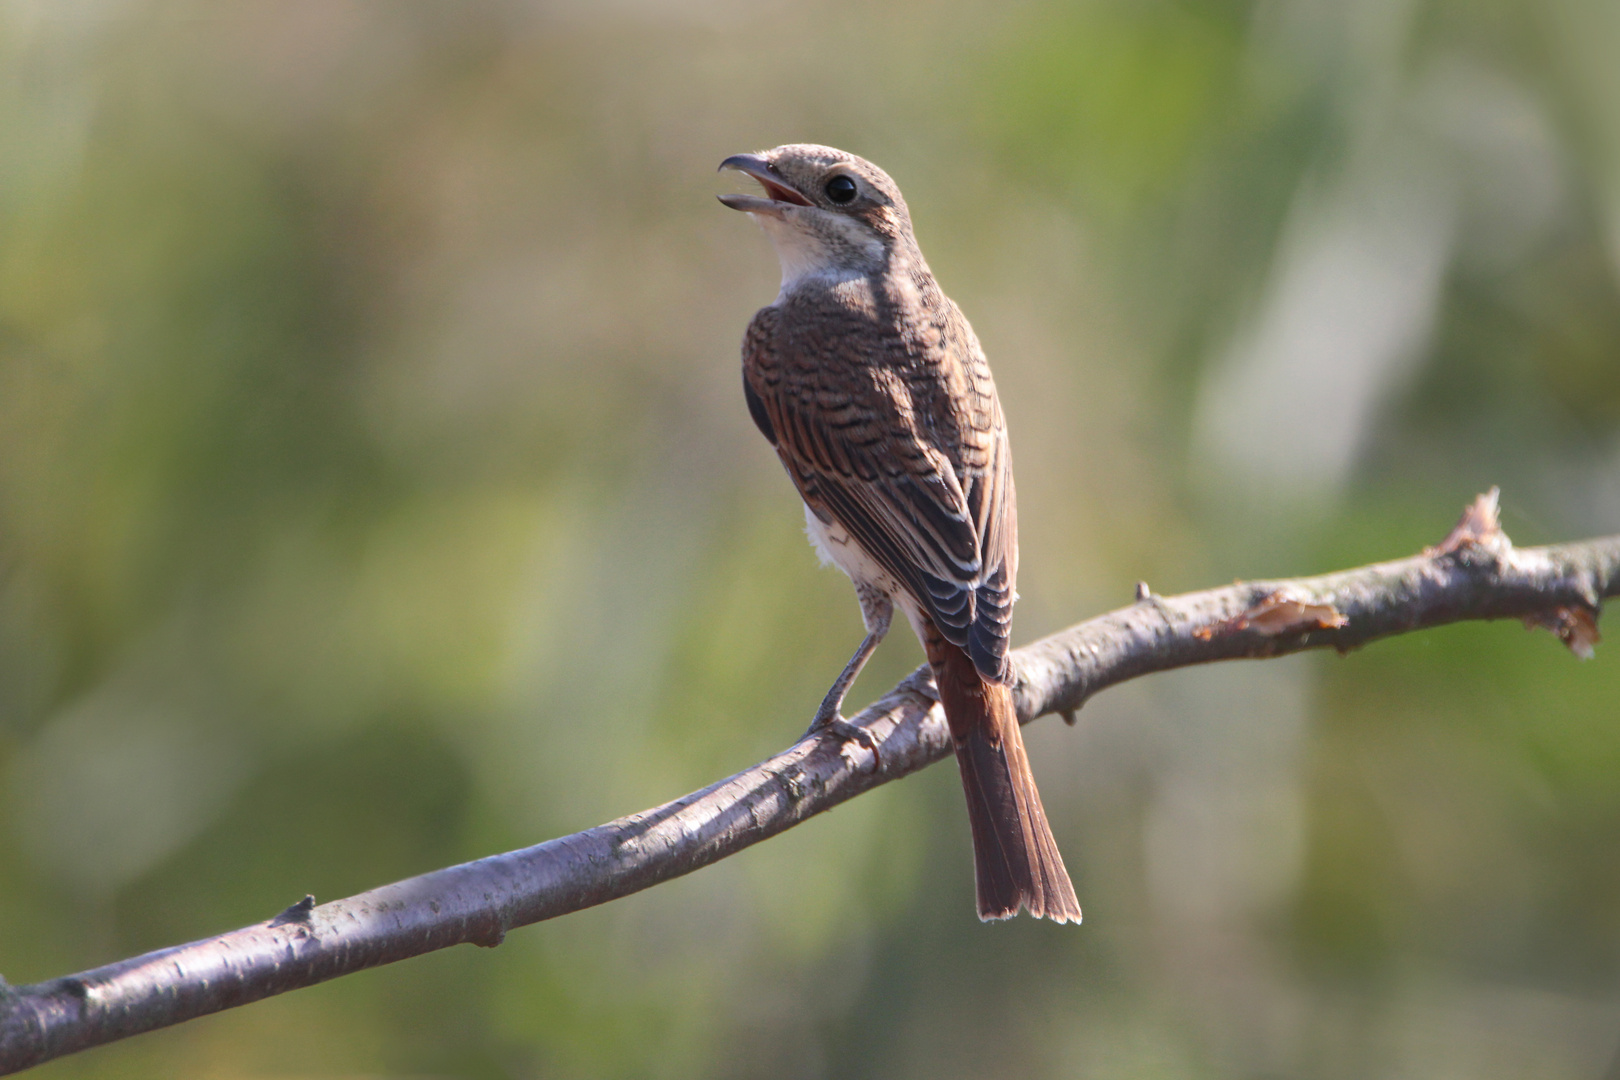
<box><xmin>3</xmin><ymin>0</ymin><xmax>1619</xmax><ymax>1076</ymax></box>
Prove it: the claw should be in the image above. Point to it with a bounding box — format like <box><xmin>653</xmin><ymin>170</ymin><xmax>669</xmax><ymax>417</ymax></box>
<box><xmin>804</xmin><ymin>710</ymin><xmax>882</xmax><ymax>772</ymax></box>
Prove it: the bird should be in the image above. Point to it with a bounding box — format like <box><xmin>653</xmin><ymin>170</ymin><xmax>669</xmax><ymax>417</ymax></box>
<box><xmin>718</xmin><ymin>144</ymin><xmax>1081</xmax><ymax>923</ymax></box>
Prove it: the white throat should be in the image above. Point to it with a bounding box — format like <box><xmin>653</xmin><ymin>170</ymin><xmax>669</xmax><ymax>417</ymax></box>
<box><xmin>751</xmin><ymin>211</ymin><xmax>884</xmax><ymax>298</ymax></box>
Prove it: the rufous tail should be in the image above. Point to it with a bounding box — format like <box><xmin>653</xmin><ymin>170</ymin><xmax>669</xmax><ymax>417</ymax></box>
<box><xmin>926</xmin><ymin>627</ymin><xmax>1081</xmax><ymax>923</ymax></box>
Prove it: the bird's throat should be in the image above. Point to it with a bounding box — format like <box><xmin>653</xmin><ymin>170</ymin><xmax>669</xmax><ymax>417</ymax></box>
<box><xmin>753</xmin><ymin>212</ymin><xmax>884</xmax><ymax>297</ymax></box>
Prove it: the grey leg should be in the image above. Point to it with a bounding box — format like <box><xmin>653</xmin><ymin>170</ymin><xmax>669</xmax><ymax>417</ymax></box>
<box><xmin>807</xmin><ymin>630</ymin><xmax>885</xmax><ymax>733</ymax></box>
<box><xmin>802</xmin><ymin>587</ymin><xmax>892</xmax><ymax>769</ymax></box>
<box><xmin>806</xmin><ymin>584</ymin><xmax>893</xmax><ymax>733</ymax></box>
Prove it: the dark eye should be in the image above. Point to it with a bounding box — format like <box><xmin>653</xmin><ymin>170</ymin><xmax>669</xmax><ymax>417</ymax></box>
<box><xmin>825</xmin><ymin>175</ymin><xmax>858</xmax><ymax>204</ymax></box>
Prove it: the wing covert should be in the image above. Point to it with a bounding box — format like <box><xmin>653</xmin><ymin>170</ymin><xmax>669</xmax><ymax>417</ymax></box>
<box><xmin>742</xmin><ymin>302</ymin><xmax>1018</xmax><ymax>682</ymax></box>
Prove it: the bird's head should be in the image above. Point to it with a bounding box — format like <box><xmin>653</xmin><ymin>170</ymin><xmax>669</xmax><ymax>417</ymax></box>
<box><xmin>719</xmin><ymin>144</ymin><xmax>916</xmax><ymax>290</ymax></box>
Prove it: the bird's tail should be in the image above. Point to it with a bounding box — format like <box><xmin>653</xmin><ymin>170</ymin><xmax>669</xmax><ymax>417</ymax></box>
<box><xmin>926</xmin><ymin>627</ymin><xmax>1081</xmax><ymax>923</ymax></box>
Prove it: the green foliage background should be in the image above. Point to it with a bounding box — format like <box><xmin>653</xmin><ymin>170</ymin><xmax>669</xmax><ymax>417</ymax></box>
<box><xmin>2</xmin><ymin>0</ymin><xmax>1618</xmax><ymax>1076</ymax></box>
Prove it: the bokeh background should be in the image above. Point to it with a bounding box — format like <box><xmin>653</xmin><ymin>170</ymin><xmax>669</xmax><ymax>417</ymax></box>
<box><xmin>3</xmin><ymin>0</ymin><xmax>1620</xmax><ymax>1076</ymax></box>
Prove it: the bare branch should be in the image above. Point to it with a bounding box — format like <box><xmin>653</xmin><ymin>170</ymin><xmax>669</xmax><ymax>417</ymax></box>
<box><xmin>3</xmin><ymin>496</ymin><xmax>1616</xmax><ymax>1074</ymax></box>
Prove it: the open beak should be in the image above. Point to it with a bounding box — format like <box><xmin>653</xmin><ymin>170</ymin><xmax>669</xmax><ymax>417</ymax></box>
<box><xmin>718</xmin><ymin>153</ymin><xmax>813</xmax><ymax>215</ymax></box>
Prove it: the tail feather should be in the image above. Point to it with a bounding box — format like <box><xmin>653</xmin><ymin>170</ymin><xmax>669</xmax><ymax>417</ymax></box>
<box><xmin>927</xmin><ymin>626</ymin><xmax>1081</xmax><ymax>923</ymax></box>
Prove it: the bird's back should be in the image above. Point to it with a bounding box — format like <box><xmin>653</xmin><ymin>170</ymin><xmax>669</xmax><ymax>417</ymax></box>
<box><xmin>742</xmin><ymin>272</ymin><xmax>1018</xmax><ymax>683</ymax></box>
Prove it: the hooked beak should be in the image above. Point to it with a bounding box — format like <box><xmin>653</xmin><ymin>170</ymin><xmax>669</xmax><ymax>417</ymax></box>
<box><xmin>718</xmin><ymin>153</ymin><xmax>813</xmax><ymax>215</ymax></box>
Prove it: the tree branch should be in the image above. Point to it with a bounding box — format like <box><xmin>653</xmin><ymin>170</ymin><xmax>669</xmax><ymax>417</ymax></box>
<box><xmin>3</xmin><ymin>492</ymin><xmax>1616</xmax><ymax>1074</ymax></box>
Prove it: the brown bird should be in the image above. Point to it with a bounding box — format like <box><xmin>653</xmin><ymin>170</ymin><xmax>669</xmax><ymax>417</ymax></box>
<box><xmin>719</xmin><ymin>144</ymin><xmax>1080</xmax><ymax>923</ymax></box>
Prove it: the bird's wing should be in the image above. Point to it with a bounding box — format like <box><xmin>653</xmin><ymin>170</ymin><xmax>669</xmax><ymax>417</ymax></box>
<box><xmin>742</xmin><ymin>303</ymin><xmax>1017</xmax><ymax>681</ymax></box>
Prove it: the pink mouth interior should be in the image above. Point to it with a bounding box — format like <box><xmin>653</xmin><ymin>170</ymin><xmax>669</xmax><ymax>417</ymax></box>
<box><xmin>758</xmin><ymin>176</ymin><xmax>812</xmax><ymax>206</ymax></box>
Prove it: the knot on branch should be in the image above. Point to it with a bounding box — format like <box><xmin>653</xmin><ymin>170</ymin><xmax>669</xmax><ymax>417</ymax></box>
<box><xmin>1194</xmin><ymin>592</ymin><xmax>1349</xmax><ymax>642</ymax></box>
<box><xmin>1427</xmin><ymin>486</ymin><xmax>1509</xmax><ymax>564</ymax></box>
<box><xmin>269</xmin><ymin>895</ymin><xmax>316</xmax><ymax>928</ymax></box>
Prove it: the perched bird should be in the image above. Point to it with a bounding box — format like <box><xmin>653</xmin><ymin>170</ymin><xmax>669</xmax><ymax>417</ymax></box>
<box><xmin>719</xmin><ymin>144</ymin><xmax>1080</xmax><ymax>923</ymax></box>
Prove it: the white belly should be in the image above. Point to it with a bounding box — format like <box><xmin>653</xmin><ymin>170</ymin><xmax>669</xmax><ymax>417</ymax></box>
<box><xmin>803</xmin><ymin>503</ymin><xmax>930</xmax><ymax>642</ymax></box>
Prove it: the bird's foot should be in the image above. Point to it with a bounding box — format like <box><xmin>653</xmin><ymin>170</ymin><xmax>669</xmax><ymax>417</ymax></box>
<box><xmin>804</xmin><ymin>706</ymin><xmax>881</xmax><ymax>773</ymax></box>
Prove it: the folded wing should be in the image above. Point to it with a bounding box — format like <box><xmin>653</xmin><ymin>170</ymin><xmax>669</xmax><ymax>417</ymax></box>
<box><xmin>743</xmin><ymin>309</ymin><xmax>1017</xmax><ymax>683</ymax></box>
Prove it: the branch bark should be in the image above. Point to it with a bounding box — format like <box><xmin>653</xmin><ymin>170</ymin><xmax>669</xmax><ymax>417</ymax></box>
<box><xmin>3</xmin><ymin>493</ymin><xmax>1616</xmax><ymax>1074</ymax></box>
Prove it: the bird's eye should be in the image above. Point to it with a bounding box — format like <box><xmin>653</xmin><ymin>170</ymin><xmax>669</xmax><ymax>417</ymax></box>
<box><xmin>825</xmin><ymin>175</ymin><xmax>858</xmax><ymax>204</ymax></box>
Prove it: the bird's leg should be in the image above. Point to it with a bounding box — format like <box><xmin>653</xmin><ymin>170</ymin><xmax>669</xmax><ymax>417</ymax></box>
<box><xmin>808</xmin><ymin>631</ymin><xmax>884</xmax><ymax>732</ymax></box>
<box><xmin>804</xmin><ymin>587</ymin><xmax>892</xmax><ymax>767</ymax></box>
<box><xmin>806</xmin><ymin>634</ymin><xmax>885</xmax><ymax>767</ymax></box>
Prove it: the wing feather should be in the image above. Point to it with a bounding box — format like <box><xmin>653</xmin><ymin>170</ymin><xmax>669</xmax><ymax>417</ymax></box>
<box><xmin>742</xmin><ymin>299</ymin><xmax>1018</xmax><ymax>682</ymax></box>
